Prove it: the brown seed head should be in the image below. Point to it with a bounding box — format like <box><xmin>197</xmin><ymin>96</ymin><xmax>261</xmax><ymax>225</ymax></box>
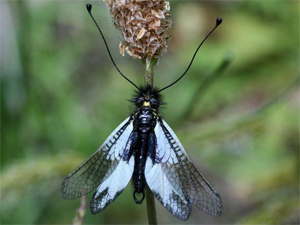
<box><xmin>104</xmin><ymin>0</ymin><xmax>172</xmax><ymax>68</ymax></box>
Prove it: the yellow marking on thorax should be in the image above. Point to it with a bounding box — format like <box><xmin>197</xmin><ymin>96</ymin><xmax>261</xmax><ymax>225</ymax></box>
<box><xmin>143</xmin><ymin>101</ymin><xmax>150</xmax><ymax>106</ymax></box>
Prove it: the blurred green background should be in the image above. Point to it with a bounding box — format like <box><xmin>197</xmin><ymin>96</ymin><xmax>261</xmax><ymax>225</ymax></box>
<box><xmin>1</xmin><ymin>0</ymin><xmax>299</xmax><ymax>224</ymax></box>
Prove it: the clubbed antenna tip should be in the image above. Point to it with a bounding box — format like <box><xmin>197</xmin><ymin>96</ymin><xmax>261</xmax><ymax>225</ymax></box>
<box><xmin>216</xmin><ymin>17</ymin><xmax>222</xmax><ymax>27</ymax></box>
<box><xmin>86</xmin><ymin>3</ymin><xmax>92</xmax><ymax>12</ymax></box>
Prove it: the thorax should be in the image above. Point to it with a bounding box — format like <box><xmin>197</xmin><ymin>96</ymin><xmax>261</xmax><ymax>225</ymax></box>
<box><xmin>133</xmin><ymin>106</ymin><xmax>157</xmax><ymax>135</ymax></box>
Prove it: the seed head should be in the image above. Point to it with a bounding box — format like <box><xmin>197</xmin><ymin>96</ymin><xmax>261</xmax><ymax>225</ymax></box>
<box><xmin>104</xmin><ymin>0</ymin><xmax>172</xmax><ymax>67</ymax></box>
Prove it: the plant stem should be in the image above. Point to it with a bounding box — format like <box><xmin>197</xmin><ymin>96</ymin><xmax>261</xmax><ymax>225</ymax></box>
<box><xmin>146</xmin><ymin>184</ymin><xmax>158</xmax><ymax>225</ymax></box>
<box><xmin>73</xmin><ymin>195</ymin><xmax>87</xmax><ymax>225</ymax></box>
<box><xmin>143</xmin><ymin>58</ymin><xmax>158</xmax><ymax>225</ymax></box>
<box><xmin>143</xmin><ymin>58</ymin><xmax>158</xmax><ymax>87</ymax></box>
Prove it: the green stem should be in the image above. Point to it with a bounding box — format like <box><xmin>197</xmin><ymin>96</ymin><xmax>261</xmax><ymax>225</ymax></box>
<box><xmin>143</xmin><ymin>58</ymin><xmax>158</xmax><ymax>225</ymax></box>
<box><xmin>145</xmin><ymin>185</ymin><xmax>158</xmax><ymax>225</ymax></box>
<box><xmin>143</xmin><ymin>58</ymin><xmax>159</xmax><ymax>87</ymax></box>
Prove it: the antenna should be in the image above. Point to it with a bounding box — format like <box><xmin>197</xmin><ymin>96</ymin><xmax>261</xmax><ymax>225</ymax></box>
<box><xmin>158</xmin><ymin>18</ymin><xmax>223</xmax><ymax>93</ymax></box>
<box><xmin>86</xmin><ymin>4</ymin><xmax>141</xmax><ymax>91</ymax></box>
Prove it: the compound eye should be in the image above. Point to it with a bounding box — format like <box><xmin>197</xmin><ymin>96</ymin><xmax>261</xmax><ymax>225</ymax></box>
<box><xmin>136</xmin><ymin>97</ymin><xmax>144</xmax><ymax>107</ymax></box>
<box><xmin>150</xmin><ymin>98</ymin><xmax>159</xmax><ymax>109</ymax></box>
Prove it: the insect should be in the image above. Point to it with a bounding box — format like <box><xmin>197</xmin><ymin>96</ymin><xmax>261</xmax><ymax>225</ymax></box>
<box><xmin>61</xmin><ymin>3</ymin><xmax>223</xmax><ymax>221</ymax></box>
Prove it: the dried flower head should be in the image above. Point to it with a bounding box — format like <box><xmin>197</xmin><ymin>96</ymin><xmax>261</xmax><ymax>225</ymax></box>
<box><xmin>104</xmin><ymin>0</ymin><xmax>172</xmax><ymax>68</ymax></box>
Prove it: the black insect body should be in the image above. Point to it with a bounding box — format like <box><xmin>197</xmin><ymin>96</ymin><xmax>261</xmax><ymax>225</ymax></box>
<box><xmin>131</xmin><ymin>87</ymin><xmax>162</xmax><ymax>204</ymax></box>
<box><xmin>61</xmin><ymin>3</ymin><xmax>223</xmax><ymax>221</ymax></box>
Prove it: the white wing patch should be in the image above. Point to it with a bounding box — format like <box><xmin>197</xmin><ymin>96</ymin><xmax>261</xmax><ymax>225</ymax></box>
<box><xmin>145</xmin><ymin>159</ymin><xmax>192</xmax><ymax>220</ymax></box>
<box><xmin>154</xmin><ymin>123</ymin><xmax>171</xmax><ymax>163</ymax></box>
<box><xmin>90</xmin><ymin>156</ymin><xmax>134</xmax><ymax>213</ymax></box>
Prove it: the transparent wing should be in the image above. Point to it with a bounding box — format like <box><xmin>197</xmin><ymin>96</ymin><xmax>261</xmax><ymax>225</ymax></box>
<box><xmin>61</xmin><ymin>117</ymin><xmax>133</xmax><ymax>199</ymax></box>
<box><xmin>148</xmin><ymin>118</ymin><xmax>223</xmax><ymax>219</ymax></box>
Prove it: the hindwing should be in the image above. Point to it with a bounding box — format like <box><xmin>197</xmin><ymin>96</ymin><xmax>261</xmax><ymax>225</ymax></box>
<box><xmin>145</xmin><ymin>118</ymin><xmax>223</xmax><ymax>220</ymax></box>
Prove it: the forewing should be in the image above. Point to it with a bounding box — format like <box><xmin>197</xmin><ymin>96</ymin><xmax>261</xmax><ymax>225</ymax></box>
<box><xmin>61</xmin><ymin>117</ymin><xmax>133</xmax><ymax>199</ymax></box>
<box><xmin>156</xmin><ymin>119</ymin><xmax>223</xmax><ymax>217</ymax></box>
